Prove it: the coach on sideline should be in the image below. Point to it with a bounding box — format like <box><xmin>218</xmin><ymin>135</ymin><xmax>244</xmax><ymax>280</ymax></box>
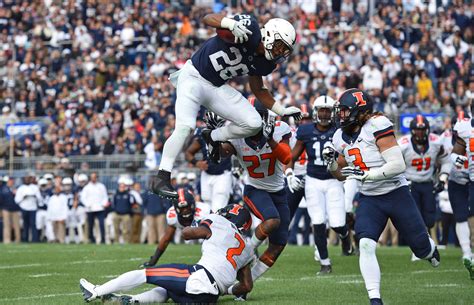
<box><xmin>81</xmin><ymin>172</ymin><xmax>108</xmax><ymax>244</ymax></box>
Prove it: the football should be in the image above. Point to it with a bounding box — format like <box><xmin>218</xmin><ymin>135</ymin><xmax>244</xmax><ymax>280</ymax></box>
<box><xmin>216</xmin><ymin>28</ymin><xmax>235</xmax><ymax>43</ymax></box>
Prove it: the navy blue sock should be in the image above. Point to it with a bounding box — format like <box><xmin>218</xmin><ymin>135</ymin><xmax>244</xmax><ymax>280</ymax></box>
<box><xmin>313</xmin><ymin>224</ymin><xmax>328</xmax><ymax>260</ymax></box>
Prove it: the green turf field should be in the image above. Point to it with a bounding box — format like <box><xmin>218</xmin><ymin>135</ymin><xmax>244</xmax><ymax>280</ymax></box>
<box><xmin>0</xmin><ymin>244</ymin><xmax>471</xmax><ymax>305</ymax></box>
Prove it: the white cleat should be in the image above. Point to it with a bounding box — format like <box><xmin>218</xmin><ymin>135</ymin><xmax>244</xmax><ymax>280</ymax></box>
<box><xmin>411</xmin><ymin>253</ymin><xmax>421</xmax><ymax>262</ymax></box>
<box><xmin>79</xmin><ymin>278</ymin><xmax>98</xmax><ymax>302</ymax></box>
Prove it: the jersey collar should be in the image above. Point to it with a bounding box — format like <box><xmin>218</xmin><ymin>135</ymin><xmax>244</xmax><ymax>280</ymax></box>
<box><xmin>341</xmin><ymin>129</ymin><xmax>361</xmax><ymax>145</ymax></box>
<box><xmin>410</xmin><ymin>136</ymin><xmax>429</xmax><ymax>154</ymax></box>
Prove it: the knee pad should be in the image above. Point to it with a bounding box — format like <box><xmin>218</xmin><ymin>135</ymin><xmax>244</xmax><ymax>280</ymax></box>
<box><xmin>359</xmin><ymin>238</ymin><xmax>377</xmax><ymax>256</ymax></box>
<box><xmin>175</xmin><ymin>124</ymin><xmax>194</xmax><ymax>137</ymax></box>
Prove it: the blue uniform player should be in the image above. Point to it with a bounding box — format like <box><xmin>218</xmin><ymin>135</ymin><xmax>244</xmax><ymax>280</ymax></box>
<box><xmin>286</xmin><ymin>95</ymin><xmax>352</xmax><ymax>275</ymax></box>
<box><xmin>185</xmin><ymin>122</ymin><xmax>232</xmax><ymax>212</ymax></box>
<box><xmin>327</xmin><ymin>89</ymin><xmax>440</xmax><ymax>305</ymax></box>
<box><xmin>151</xmin><ymin>14</ymin><xmax>301</xmax><ymax>200</ymax></box>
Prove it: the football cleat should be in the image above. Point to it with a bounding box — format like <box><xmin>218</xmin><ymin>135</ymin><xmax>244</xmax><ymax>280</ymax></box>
<box><xmin>234</xmin><ymin>294</ymin><xmax>248</xmax><ymax>301</ymax></box>
<box><xmin>79</xmin><ymin>278</ymin><xmax>98</xmax><ymax>302</ymax></box>
<box><xmin>150</xmin><ymin>170</ymin><xmax>178</xmax><ymax>200</ymax></box>
<box><xmin>317</xmin><ymin>264</ymin><xmax>332</xmax><ymax>275</ymax></box>
<box><xmin>369</xmin><ymin>298</ymin><xmax>384</xmax><ymax>305</ymax></box>
<box><xmin>428</xmin><ymin>248</ymin><xmax>440</xmax><ymax>268</ymax></box>
<box><xmin>341</xmin><ymin>234</ymin><xmax>354</xmax><ymax>256</ymax></box>
<box><xmin>463</xmin><ymin>257</ymin><xmax>474</xmax><ymax>280</ymax></box>
<box><xmin>202</xmin><ymin>129</ymin><xmax>221</xmax><ymax>163</ymax></box>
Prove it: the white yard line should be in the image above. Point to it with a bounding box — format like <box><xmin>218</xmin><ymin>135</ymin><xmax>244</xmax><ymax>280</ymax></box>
<box><xmin>0</xmin><ymin>292</ymin><xmax>81</xmax><ymax>302</ymax></box>
<box><xmin>424</xmin><ymin>283</ymin><xmax>460</xmax><ymax>288</ymax></box>
<box><xmin>0</xmin><ymin>263</ymin><xmax>47</xmax><ymax>270</ymax></box>
<box><xmin>28</xmin><ymin>273</ymin><xmax>63</xmax><ymax>278</ymax></box>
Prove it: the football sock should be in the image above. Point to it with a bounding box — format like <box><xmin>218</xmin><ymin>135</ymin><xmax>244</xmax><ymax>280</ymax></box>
<box><xmin>456</xmin><ymin>222</ymin><xmax>472</xmax><ymax>259</ymax></box>
<box><xmin>313</xmin><ymin>224</ymin><xmax>329</xmax><ymax>260</ymax></box>
<box><xmin>251</xmin><ymin>260</ymin><xmax>270</xmax><ymax>281</ymax></box>
<box><xmin>359</xmin><ymin>238</ymin><xmax>381</xmax><ymax>300</ymax></box>
<box><xmin>132</xmin><ymin>287</ymin><xmax>168</xmax><ymax>303</ymax></box>
<box><xmin>332</xmin><ymin>225</ymin><xmax>348</xmax><ymax>238</ymax></box>
<box><xmin>422</xmin><ymin>237</ymin><xmax>436</xmax><ymax>259</ymax></box>
<box><xmin>159</xmin><ymin>125</ymin><xmax>192</xmax><ymax>172</ymax></box>
<box><xmin>95</xmin><ymin>270</ymin><xmax>146</xmax><ymax>296</ymax></box>
<box><xmin>249</xmin><ymin>233</ymin><xmax>264</xmax><ymax>249</ymax></box>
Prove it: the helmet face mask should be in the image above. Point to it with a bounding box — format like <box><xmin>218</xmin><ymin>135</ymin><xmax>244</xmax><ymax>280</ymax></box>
<box><xmin>261</xmin><ymin>18</ymin><xmax>296</xmax><ymax>64</ymax></box>
<box><xmin>410</xmin><ymin>115</ymin><xmax>430</xmax><ymax>145</ymax></box>
<box><xmin>313</xmin><ymin>107</ymin><xmax>332</xmax><ymax>126</ymax></box>
<box><xmin>174</xmin><ymin>188</ymin><xmax>196</xmax><ymax>226</ymax></box>
<box><xmin>335</xmin><ymin>89</ymin><xmax>374</xmax><ymax>134</ymax></box>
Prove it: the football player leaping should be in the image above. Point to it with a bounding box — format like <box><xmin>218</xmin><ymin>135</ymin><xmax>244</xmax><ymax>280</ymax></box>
<box><xmin>151</xmin><ymin>13</ymin><xmax>301</xmax><ymax>199</ymax></box>
<box><xmin>286</xmin><ymin>95</ymin><xmax>352</xmax><ymax>275</ymax></box>
<box><xmin>398</xmin><ymin>114</ymin><xmax>450</xmax><ymax>259</ymax></box>
<box><xmin>80</xmin><ymin>204</ymin><xmax>253</xmax><ymax>304</ymax></box>
<box><xmin>213</xmin><ymin>98</ymin><xmax>292</xmax><ymax>299</ymax></box>
<box><xmin>325</xmin><ymin>89</ymin><xmax>440</xmax><ymax>305</ymax></box>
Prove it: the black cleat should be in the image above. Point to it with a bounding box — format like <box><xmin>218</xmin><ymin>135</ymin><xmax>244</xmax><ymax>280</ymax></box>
<box><xmin>317</xmin><ymin>264</ymin><xmax>332</xmax><ymax>275</ymax></box>
<box><xmin>370</xmin><ymin>298</ymin><xmax>383</xmax><ymax>305</ymax></box>
<box><xmin>201</xmin><ymin>129</ymin><xmax>221</xmax><ymax>163</ymax></box>
<box><xmin>150</xmin><ymin>170</ymin><xmax>178</xmax><ymax>200</ymax></box>
<box><xmin>429</xmin><ymin>247</ymin><xmax>441</xmax><ymax>268</ymax></box>
<box><xmin>341</xmin><ymin>234</ymin><xmax>354</xmax><ymax>256</ymax></box>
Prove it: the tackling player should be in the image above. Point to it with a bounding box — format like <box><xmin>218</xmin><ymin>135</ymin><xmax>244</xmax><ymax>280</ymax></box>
<box><xmin>80</xmin><ymin>204</ymin><xmax>253</xmax><ymax>304</ymax></box>
<box><xmin>398</xmin><ymin>115</ymin><xmax>450</xmax><ymax>233</ymax></box>
<box><xmin>325</xmin><ymin>89</ymin><xmax>440</xmax><ymax>305</ymax></box>
<box><xmin>151</xmin><ymin>13</ymin><xmax>301</xmax><ymax>200</ymax></box>
<box><xmin>286</xmin><ymin>95</ymin><xmax>352</xmax><ymax>275</ymax></box>
<box><xmin>141</xmin><ymin>186</ymin><xmax>211</xmax><ymax>268</ymax></box>
<box><xmin>217</xmin><ymin>98</ymin><xmax>292</xmax><ymax>297</ymax></box>
<box><xmin>185</xmin><ymin>114</ymin><xmax>233</xmax><ymax>212</ymax></box>
<box><xmin>450</xmin><ymin>109</ymin><xmax>474</xmax><ymax>279</ymax></box>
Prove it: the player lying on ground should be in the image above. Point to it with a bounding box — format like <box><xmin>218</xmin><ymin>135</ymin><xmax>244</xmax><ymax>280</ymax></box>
<box><xmin>151</xmin><ymin>13</ymin><xmax>301</xmax><ymax>200</ymax></box>
<box><xmin>324</xmin><ymin>88</ymin><xmax>440</xmax><ymax>305</ymax></box>
<box><xmin>141</xmin><ymin>186</ymin><xmax>210</xmax><ymax>267</ymax></box>
<box><xmin>214</xmin><ymin>98</ymin><xmax>292</xmax><ymax>299</ymax></box>
<box><xmin>286</xmin><ymin>95</ymin><xmax>353</xmax><ymax>275</ymax></box>
<box><xmin>80</xmin><ymin>204</ymin><xmax>253</xmax><ymax>304</ymax></box>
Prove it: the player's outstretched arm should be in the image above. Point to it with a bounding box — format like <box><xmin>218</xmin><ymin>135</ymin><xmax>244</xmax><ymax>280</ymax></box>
<box><xmin>143</xmin><ymin>225</ymin><xmax>176</xmax><ymax>267</ymax></box>
<box><xmin>268</xmin><ymin>136</ymin><xmax>291</xmax><ymax>165</ymax></box>
<box><xmin>451</xmin><ymin>133</ymin><xmax>467</xmax><ymax>168</ymax></box>
<box><xmin>329</xmin><ymin>154</ymin><xmax>349</xmax><ymax>181</ymax></box>
<box><xmin>185</xmin><ymin>137</ymin><xmax>208</xmax><ymax>171</ymax></box>
<box><xmin>249</xmin><ymin>76</ymin><xmax>302</xmax><ymax>120</ymax></box>
<box><xmin>229</xmin><ymin>263</ymin><xmax>253</xmax><ymax>296</ymax></box>
<box><xmin>203</xmin><ymin>14</ymin><xmax>252</xmax><ymax>43</ymax></box>
<box><xmin>182</xmin><ymin>225</ymin><xmax>212</xmax><ymax>240</ymax></box>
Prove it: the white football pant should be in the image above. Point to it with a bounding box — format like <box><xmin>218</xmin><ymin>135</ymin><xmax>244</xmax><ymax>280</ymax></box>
<box><xmin>305</xmin><ymin>176</ymin><xmax>345</xmax><ymax>227</ymax></box>
<box><xmin>200</xmin><ymin>170</ymin><xmax>232</xmax><ymax>212</ymax></box>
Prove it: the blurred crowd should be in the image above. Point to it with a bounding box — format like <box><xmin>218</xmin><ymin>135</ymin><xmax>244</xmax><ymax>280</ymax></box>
<box><xmin>0</xmin><ymin>0</ymin><xmax>472</xmax><ymax>164</ymax></box>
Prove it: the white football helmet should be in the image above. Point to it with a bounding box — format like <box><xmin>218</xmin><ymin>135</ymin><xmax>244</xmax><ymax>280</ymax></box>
<box><xmin>261</xmin><ymin>18</ymin><xmax>296</xmax><ymax>64</ymax></box>
<box><xmin>312</xmin><ymin>95</ymin><xmax>336</xmax><ymax>126</ymax></box>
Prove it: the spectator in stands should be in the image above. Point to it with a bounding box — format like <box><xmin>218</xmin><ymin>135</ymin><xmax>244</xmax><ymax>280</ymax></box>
<box><xmin>143</xmin><ymin>177</ymin><xmax>170</xmax><ymax>245</ymax></box>
<box><xmin>129</xmin><ymin>181</ymin><xmax>143</xmax><ymax>244</ymax></box>
<box><xmin>81</xmin><ymin>172</ymin><xmax>108</xmax><ymax>244</ymax></box>
<box><xmin>1</xmin><ymin>176</ymin><xmax>21</xmax><ymax>243</ymax></box>
<box><xmin>15</xmin><ymin>173</ymin><xmax>42</xmax><ymax>242</ymax></box>
<box><xmin>112</xmin><ymin>177</ymin><xmax>134</xmax><ymax>244</ymax></box>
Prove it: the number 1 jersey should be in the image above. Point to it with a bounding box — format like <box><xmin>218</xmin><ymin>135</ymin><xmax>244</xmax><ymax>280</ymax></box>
<box><xmin>230</xmin><ymin>121</ymin><xmax>291</xmax><ymax>192</ymax></box>
<box><xmin>332</xmin><ymin>115</ymin><xmax>408</xmax><ymax>196</ymax></box>
<box><xmin>191</xmin><ymin>15</ymin><xmax>276</xmax><ymax>87</ymax></box>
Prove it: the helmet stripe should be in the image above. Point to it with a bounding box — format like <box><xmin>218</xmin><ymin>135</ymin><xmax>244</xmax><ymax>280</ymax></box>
<box><xmin>458</xmin><ymin>111</ymin><xmax>465</xmax><ymax>120</ymax></box>
<box><xmin>416</xmin><ymin>114</ymin><xmax>424</xmax><ymax>127</ymax></box>
<box><xmin>178</xmin><ymin>188</ymin><xmax>185</xmax><ymax>203</ymax></box>
<box><xmin>301</xmin><ymin>104</ymin><xmax>308</xmax><ymax>114</ymax></box>
<box><xmin>248</xmin><ymin>97</ymin><xmax>256</xmax><ymax>106</ymax></box>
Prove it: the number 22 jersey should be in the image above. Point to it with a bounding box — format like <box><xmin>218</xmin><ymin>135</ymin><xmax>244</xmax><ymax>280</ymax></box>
<box><xmin>332</xmin><ymin>115</ymin><xmax>408</xmax><ymax>196</ymax></box>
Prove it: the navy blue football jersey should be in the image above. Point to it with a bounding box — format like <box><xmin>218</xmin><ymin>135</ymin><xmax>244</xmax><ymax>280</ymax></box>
<box><xmin>191</xmin><ymin>14</ymin><xmax>276</xmax><ymax>87</ymax></box>
<box><xmin>195</xmin><ymin>128</ymin><xmax>231</xmax><ymax>175</ymax></box>
<box><xmin>296</xmin><ymin>123</ymin><xmax>337</xmax><ymax>180</ymax></box>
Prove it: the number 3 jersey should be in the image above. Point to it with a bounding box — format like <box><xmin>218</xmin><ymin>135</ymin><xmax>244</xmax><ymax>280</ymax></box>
<box><xmin>191</xmin><ymin>15</ymin><xmax>276</xmax><ymax>87</ymax></box>
<box><xmin>296</xmin><ymin>123</ymin><xmax>337</xmax><ymax>180</ymax></box>
<box><xmin>332</xmin><ymin>115</ymin><xmax>408</xmax><ymax>196</ymax></box>
<box><xmin>453</xmin><ymin>118</ymin><xmax>474</xmax><ymax>181</ymax></box>
<box><xmin>398</xmin><ymin>133</ymin><xmax>449</xmax><ymax>182</ymax></box>
<box><xmin>230</xmin><ymin>121</ymin><xmax>292</xmax><ymax>192</ymax></box>
<box><xmin>197</xmin><ymin>214</ymin><xmax>253</xmax><ymax>294</ymax></box>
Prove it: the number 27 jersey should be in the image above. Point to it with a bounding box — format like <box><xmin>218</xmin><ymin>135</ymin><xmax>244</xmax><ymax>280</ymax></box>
<box><xmin>332</xmin><ymin>115</ymin><xmax>408</xmax><ymax>196</ymax></box>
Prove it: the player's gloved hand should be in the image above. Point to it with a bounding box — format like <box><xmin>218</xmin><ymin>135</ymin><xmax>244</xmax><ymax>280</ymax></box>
<box><xmin>285</xmin><ymin>169</ymin><xmax>303</xmax><ymax>193</ymax></box>
<box><xmin>232</xmin><ymin>166</ymin><xmax>243</xmax><ymax>179</ymax></box>
<box><xmin>140</xmin><ymin>256</ymin><xmax>158</xmax><ymax>268</ymax></box>
<box><xmin>262</xmin><ymin>115</ymin><xmax>275</xmax><ymax>140</ymax></box>
<box><xmin>452</xmin><ymin>154</ymin><xmax>468</xmax><ymax>169</ymax></box>
<box><xmin>282</xmin><ymin>106</ymin><xmax>303</xmax><ymax>121</ymax></box>
<box><xmin>322</xmin><ymin>145</ymin><xmax>336</xmax><ymax>163</ymax></box>
<box><xmin>221</xmin><ymin>17</ymin><xmax>253</xmax><ymax>43</ymax></box>
<box><xmin>341</xmin><ymin>166</ymin><xmax>368</xmax><ymax>181</ymax></box>
<box><xmin>205</xmin><ymin>111</ymin><xmax>226</xmax><ymax>130</ymax></box>
<box><xmin>433</xmin><ymin>173</ymin><xmax>449</xmax><ymax>194</ymax></box>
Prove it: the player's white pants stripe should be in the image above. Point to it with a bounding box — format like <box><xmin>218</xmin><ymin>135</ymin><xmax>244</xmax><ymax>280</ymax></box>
<box><xmin>200</xmin><ymin>170</ymin><xmax>232</xmax><ymax>212</ymax></box>
<box><xmin>173</xmin><ymin>60</ymin><xmax>261</xmax><ymax>138</ymax></box>
<box><xmin>305</xmin><ymin>176</ymin><xmax>345</xmax><ymax>227</ymax></box>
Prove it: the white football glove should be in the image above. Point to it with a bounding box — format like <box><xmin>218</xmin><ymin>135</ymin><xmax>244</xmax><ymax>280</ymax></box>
<box><xmin>454</xmin><ymin>155</ymin><xmax>468</xmax><ymax>169</ymax></box>
<box><xmin>282</xmin><ymin>106</ymin><xmax>303</xmax><ymax>121</ymax></box>
<box><xmin>341</xmin><ymin>166</ymin><xmax>368</xmax><ymax>181</ymax></box>
<box><xmin>285</xmin><ymin>169</ymin><xmax>304</xmax><ymax>193</ymax></box>
<box><xmin>221</xmin><ymin>17</ymin><xmax>252</xmax><ymax>43</ymax></box>
<box><xmin>323</xmin><ymin>145</ymin><xmax>338</xmax><ymax>171</ymax></box>
<box><xmin>262</xmin><ymin>115</ymin><xmax>275</xmax><ymax>140</ymax></box>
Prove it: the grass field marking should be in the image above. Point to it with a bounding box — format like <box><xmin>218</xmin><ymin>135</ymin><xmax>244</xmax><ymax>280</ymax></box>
<box><xmin>0</xmin><ymin>292</ymin><xmax>81</xmax><ymax>303</ymax></box>
<box><xmin>0</xmin><ymin>263</ymin><xmax>46</xmax><ymax>269</ymax></box>
<box><xmin>423</xmin><ymin>283</ymin><xmax>461</xmax><ymax>288</ymax></box>
<box><xmin>412</xmin><ymin>269</ymin><xmax>460</xmax><ymax>274</ymax></box>
<box><xmin>299</xmin><ymin>274</ymin><xmax>361</xmax><ymax>281</ymax></box>
<box><xmin>28</xmin><ymin>273</ymin><xmax>63</xmax><ymax>278</ymax></box>
<box><xmin>337</xmin><ymin>280</ymin><xmax>364</xmax><ymax>284</ymax></box>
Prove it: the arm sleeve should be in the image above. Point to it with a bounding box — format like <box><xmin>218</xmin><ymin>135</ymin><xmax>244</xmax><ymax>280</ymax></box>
<box><xmin>365</xmin><ymin>145</ymin><xmax>406</xmax><ymax>181</ymax></box>
<box><xmin>14</xmin><ymin>187</ymin><xmax>23</xmax><ymax>204</ymax></box>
